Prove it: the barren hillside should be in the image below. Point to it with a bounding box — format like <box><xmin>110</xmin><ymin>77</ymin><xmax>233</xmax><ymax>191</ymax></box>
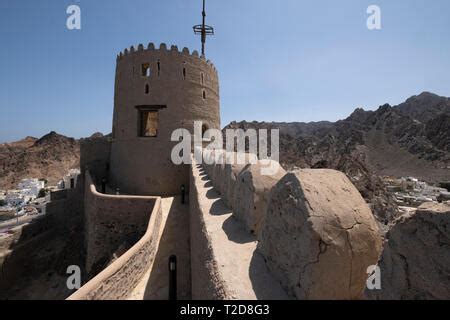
<box><xmin>0</xmin><ymin>132</ymin><xmax>80</xmax><ymax>189</ymax></box>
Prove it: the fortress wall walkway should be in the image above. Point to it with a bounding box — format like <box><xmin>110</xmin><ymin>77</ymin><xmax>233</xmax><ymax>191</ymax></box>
<box><xmin>128</xmin><ymin>196</ymin><xmax>191</xmax><ymax>300</ymax></box>
<box><xmin>189</xmin><ymin>159</ymin><xmax>288</xmax><ymax>299</ymax></box>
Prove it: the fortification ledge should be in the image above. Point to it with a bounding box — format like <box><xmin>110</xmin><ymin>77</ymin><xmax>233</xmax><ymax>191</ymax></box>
<box><xmin>116</xmin><ymin>42</ymin><xmax>217</xmax><ymax>71</ymax></box>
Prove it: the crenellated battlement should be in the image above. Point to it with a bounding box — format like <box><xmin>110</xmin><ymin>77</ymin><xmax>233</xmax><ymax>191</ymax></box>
<box><xmin>116</xmin><ymin>42</ymin><xmax>217</xmax><ymax>72</ymax></box>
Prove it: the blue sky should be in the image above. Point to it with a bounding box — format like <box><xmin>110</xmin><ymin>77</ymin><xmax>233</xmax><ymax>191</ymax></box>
<box><xmin>1</xmin><ymin>0</ymin><xmax>449</xmax><ymax>142</ymax></box>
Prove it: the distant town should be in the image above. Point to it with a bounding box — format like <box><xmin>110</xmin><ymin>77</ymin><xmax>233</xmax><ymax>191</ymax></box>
<box><xmin>382</xmin><ymin>176</ymin><xmax>450</xmax><ymax>214</ymax></box>
<box><xmin>0</xmin><ymin>169</ymin><xmax>80</xmax><ymax>231</ymax></box>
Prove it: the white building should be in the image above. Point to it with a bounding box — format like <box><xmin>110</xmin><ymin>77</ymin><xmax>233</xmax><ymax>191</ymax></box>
<box><xmin>5</xmin><ymin>179</ymin><xmax>46</xmax><ymax>207</ymax></box>
<box><xmin>59</xmin><ymin>169</ymin><xmax>81</xmax><ymax>190</ymax></box>
<box><xmin>5</xmin><ymin>190</ymin><xmax>27</xmax><ymax>206</ymax></box>
<box><xmin>17</xmin><ymin>178</ymin><xmax>45</xmax><ymax>198</ymax></box>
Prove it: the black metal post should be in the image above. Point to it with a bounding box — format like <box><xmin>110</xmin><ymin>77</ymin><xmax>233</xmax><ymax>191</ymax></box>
<box><xmin>181</xmin><ymin>185</ymin><xmax>186</xmax><ymax>204</ymax></box>
<box><xmin>193</xmin><ymin>0</ymin><xmax>214</xmax><ymax>56</ymax></box>
<box><xmin>169</xmin><ymin>255</ymin><xmax>177</xmax><ymax>300</ymax></box>
<box><xmin>201</xmin><ymin>0</ymin><xmax>206</xmax><ymax>56</ymax></box>
<box><xmin>101</xmin><ymin>178</ymin><xmax>106</xmax><ymax>194</ymax></box>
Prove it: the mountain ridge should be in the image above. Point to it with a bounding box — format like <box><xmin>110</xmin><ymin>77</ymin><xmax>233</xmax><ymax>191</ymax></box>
<box><xmin>224</xmin><ymin>92</ymin><xmax>450</xmax><ymax>223</ymax></box>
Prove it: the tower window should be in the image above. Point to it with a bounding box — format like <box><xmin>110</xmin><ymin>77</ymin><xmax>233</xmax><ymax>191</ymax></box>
<box><xmin>183</xmin><ymin>68</ymin><xmax>186</xmax><ymax>80</ymax></box>
<box><xmin>201</xmin><ymin>73</ymin><xmax>204</xmax><ymax>84</ymax></box>
<box><xmin>139</xmin><ymin>110</ymin><xmax>158</xmax><ymax>137</ymax></box>
<box><xmin>136</xmin><ymin>105</ymin><xmax>166</xmax><ymax>138</ymax></box>
<box><xmin>141</xmin><ymin>63</ymin><xmax>151</xmax><ymax>77</ymax></box>
<box><xmin>145</xmin><ymin>84</ymin><xmax>149</xmax><ymax>94</ymax></box>
<box><xmin>202</xmin><ymin>90</ymin><xmax>207</xmax><ymax>99</ymax></box>
<box><xmin>157</xmin><ymin>60</ymin><xmax>161</xmax><ymax>76</ymax></box>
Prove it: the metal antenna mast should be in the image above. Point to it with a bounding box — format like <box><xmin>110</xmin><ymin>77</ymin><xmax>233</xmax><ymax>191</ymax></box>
<box><xmin>193</xmin><ymin>0</ymin><xmax>214</xmax><ymax>56</ymax></box>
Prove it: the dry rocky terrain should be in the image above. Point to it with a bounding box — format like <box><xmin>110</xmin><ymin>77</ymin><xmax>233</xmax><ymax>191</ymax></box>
<box><xmin>0</xmin><ymin>132</ymin><xmax>80</xmax><ymax>189</ymax></box>
<box><xmin>224</xmin><ymin>92</ymin><xmax>450</xmax><ymax>225</ymax></box>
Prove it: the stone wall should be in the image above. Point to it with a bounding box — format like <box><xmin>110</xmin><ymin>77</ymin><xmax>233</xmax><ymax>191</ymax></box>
<box><xmin>68</xmin><ymin>197</ymin><xmax>163</xmax><ymax>300</ymax></box>
<box><xmin>201</xmin><ymin>149</ymin><xmax>383</xmax><ymax>300</ymax></box>
<box><xmin>84</xmin><ymin>171</ymin><xmax>158</xmax><ymax>276</ymax></box>
<box><xmin>47</xmin><ymin>187</ymin><xmax>84</xmax><ymax>235</ymax></box>
<box><xmin>189</xmin><ymin>163</ymin><xmax>233</xmax><ymax>299</ymax></box>
<box><xmin>365</xmin><ymin>202</ymin><xmax>450</xmax><ymax>300</ymax></box>
<box><xmin>80</xmin><ymin>136</ymin><xmax>112</xmax><ymax>186</ymax></box>
<box><xmin>203</xmin><ymin>150</ymin><xmax>285</xmax><ymax>236</ymax></box>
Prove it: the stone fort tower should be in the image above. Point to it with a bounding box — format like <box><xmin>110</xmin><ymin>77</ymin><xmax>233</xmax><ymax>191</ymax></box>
<box><xmin>109</xmin><ymin>43</ymin><xmax>220</xmax><ymax>196</ymax></box>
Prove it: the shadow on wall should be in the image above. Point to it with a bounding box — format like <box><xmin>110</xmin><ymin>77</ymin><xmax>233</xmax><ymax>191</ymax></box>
<box><xmin>222</xmin><ymin>215</ymin><xmax>254</xmax><ymax>244</ymax></box>
<box><xmin>199</xmin><ymin>169</ymin><xmax>213</xmax><ymax>189</ymax></box>
<box><xmin>0</xmin><ymin>188</ymin><xmax>85</xmax><ymax>300</ymax></box>
<box><xmin>213</xmin><ymin>183</ymin><xmax>288</xmax><ymax>299</ymax></box>
<box><xmin>249</xmin><ymin>250</ymin><xmax>291</xmax><ymax>300</ymax></box>
<box><xmin>210</xmin><ymin>200</ymin><xmax>231</xmax><ymax>216</ymax></box>
<box><xmin>143</xmin><ymin>197</ymin><xmax>191</xmax><ymax>300</ymax></box>
<box><xmin>84</xmin><ymin>171</ymin><xmax>156</xmax><ymax>278</ymax></box>
<box><xmin>214</xmin><ymin>198</ymin><xmax>287</xmax><ymax>298</ymax></box>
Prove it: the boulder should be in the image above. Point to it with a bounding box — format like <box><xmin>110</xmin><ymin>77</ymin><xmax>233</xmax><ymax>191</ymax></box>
<box><xmin>222</xmin><ymin>152</ymin><xmax>258</xmax><ymax>208</ymax></box>
<box><xmin>258</xmin><ymin>169</ymin><xmax>382</xmax><ymax>300</ymax></box>
<box><xmin>233</xmin><ymin>160</ymin><xmax>286</xmax><ymax>235</ymax></box>
<box><xmin>365</xmin><ymin>202</ymin><xmax>450</xmax><ymax>300</ymax></box>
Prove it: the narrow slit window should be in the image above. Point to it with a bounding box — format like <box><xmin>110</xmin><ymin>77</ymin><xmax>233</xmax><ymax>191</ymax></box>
<box><xmin>157</xmin><ymin>60</ymin><xmax>161</xmax><ymax>76</ymax></box>
<box><xmin>201</xmin><ymin>73</ymin><xmax>204</xmax><ymax>84</ymax></box>
<box><xmin>202</xmin><ymin>90</ymin><xmax>207</xmax><ymax>99</ymax></box>
<box><xmin>139</xmin><ymin>110</ymin><xmax>158</xmax><ymax>137</ymax></box>
<box><xmin>141</xmin><ymin>63</ymin><xmax>151</xmax><ymax>77</ymax></box>
<box><xmin>183</xmin><ymin>68</ymin><xmax>186</xmax><ymax>80</ymax></box>
<box><xmin>145</xmin><ymin>84</ymin><xmax>149</xmax><ymax>94</ymax></box>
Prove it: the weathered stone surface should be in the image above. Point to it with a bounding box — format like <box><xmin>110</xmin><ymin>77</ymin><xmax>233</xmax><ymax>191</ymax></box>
<box><xmin>201</xmin><ymin>149</ymin><xmax>214</xmax><ymax>177</ymax></box>
<box><xmin>212</xmin><ymin>161</ymin><xmax>226</xmax><ymax>194</ymax></box>
<box><xmin>203</xmin><ymin>149</ymin><xmax>223</xmax><ymax>182</ymax></box>
<box><xmin>258</xmin><ymin>169</ymin><xmax>382</xmax><ymax>300</ymax></box>
<box><xmin>222</xmin><ymin>152</ymin><xmax>258</xmax><ymax>208</ymax></box>
<box><xmin>233</xmin><ymin>160</ymin><xmax>286</xmax><ymax>235</ymax></box>
<box><xmin>365</xmin><ymin>202</ymin><xmax>450</xmax><ymax>300</ymax></box>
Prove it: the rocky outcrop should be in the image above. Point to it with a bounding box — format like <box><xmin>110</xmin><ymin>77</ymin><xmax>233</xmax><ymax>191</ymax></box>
<box><xmin>258</xmin><ymin>169</ymin><xmax>382</xmax><ymax>299</ymax></box>
<box><xmin>366</xmin><ymin>202</ymin><xmax>450</xmax><ymax>300</ymax></box>
<box><xmin>233</xmin><ymin>160</ymin><xmax>286</xmax><ymax>235</ymax></box>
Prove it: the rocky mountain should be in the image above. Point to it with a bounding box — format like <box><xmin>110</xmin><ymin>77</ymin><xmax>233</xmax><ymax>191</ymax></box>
<box><xmin>224</xmin><ymin>92</ymin><xmax>450</xmax><ymax>224</ymax></box>
<box><xmin>0</xmin><ymin>131</ymin><xmax>80</xmax><ymax>189</ymax></box>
